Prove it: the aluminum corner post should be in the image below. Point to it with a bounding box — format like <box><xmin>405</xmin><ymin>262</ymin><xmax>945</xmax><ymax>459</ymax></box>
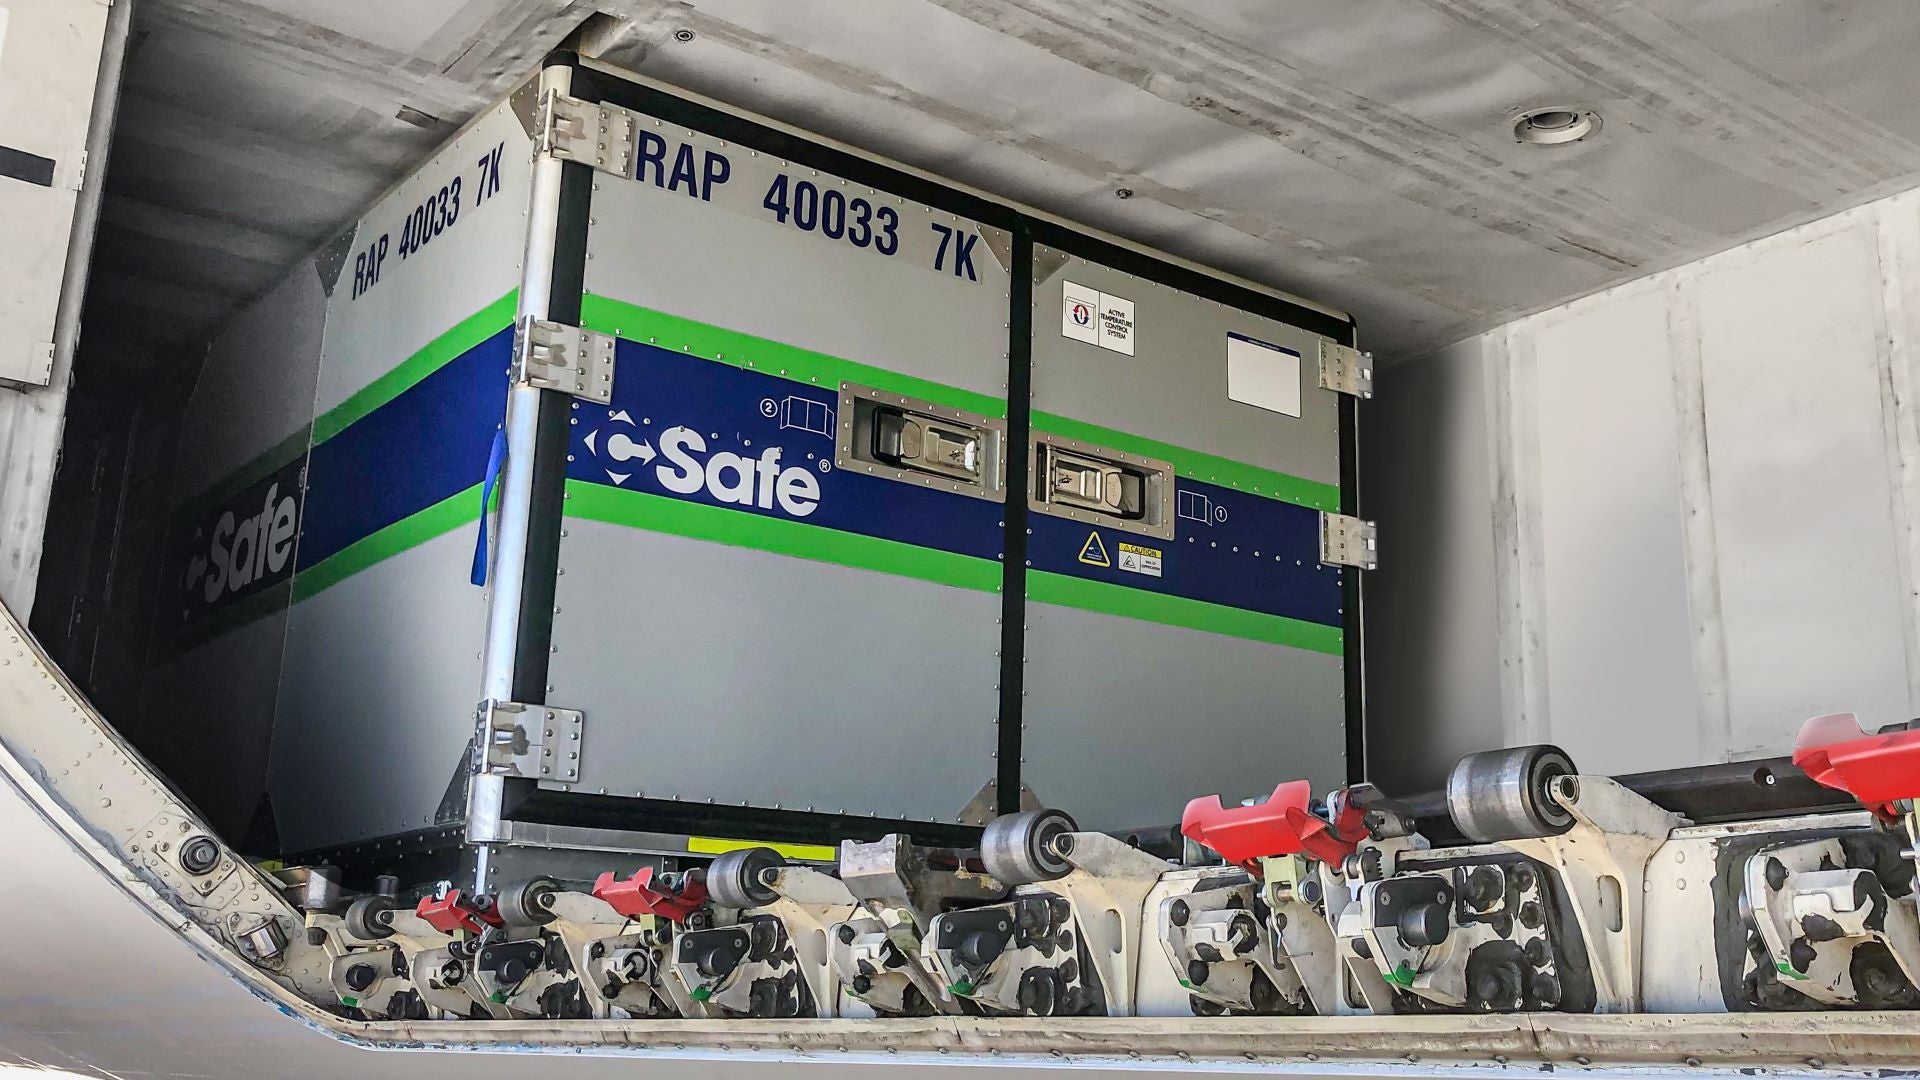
<box><xmin>467</xmin><ymin>57</ymin><xmax>577</xmax><ymax>887</ymax></box>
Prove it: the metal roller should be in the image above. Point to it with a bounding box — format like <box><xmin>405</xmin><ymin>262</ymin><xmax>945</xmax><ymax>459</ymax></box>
<box><xmin>706</xmin><ymin>847</ymin><xmax>785</xmax><ymax>910</ymax></box>
<box><xmin>494</xmin><ymin>877</ymin><xmax>559</xmax><ymax>927</ymax></box>
<box><xmin>342</xmin><ymin>895</ymin><xmax>397</xmax><ymax>941</ymax></box>
<box><xmin>1446</xmin><ymin>745</ymin><xmax>1578</xmax><ymax>842</ymax></box>
<box><xmin>980</xmin><ymin>809</ymin><xmax>1077</xmax><ymax>885</ymax></box>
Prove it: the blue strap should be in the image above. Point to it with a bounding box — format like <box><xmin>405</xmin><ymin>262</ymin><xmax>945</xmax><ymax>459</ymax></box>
<box><xmin>471</xmin><ymin>427</ymin><xmax>507</xmax><ymax>586</ymax></box>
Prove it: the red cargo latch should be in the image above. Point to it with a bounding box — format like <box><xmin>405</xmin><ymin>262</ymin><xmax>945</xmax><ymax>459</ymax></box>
<box><xmin>1794</xmin><ymin>712</ymin><xmax>1920</xmax><ymax>820</ymax></box>
<box><xmin>593</xmin><ymin>866</ymin><xmax>708</xmax><ymax>923</ymax></box>
<box><xmin>1181</xmin><ymin>779</ymin><xmax>1367</xmax><ymax>871</ymax></box>
<box><xmin>415</xmin><ymin>889</ymin><xmax>502</xmax><ymax>936</ymax></box>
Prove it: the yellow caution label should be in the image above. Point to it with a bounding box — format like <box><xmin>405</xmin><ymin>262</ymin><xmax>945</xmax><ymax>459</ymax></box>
<box><xmin>687</xmin><ymin>835</ymin><xmax>837</xmax><ymax>863</ymax></box>
<box><xmin>1117</xmin><ymin>541</ymin><xmax>1163</xmax><ymax>578</ymax></box>
<box><xmin>1077</xmin><ymin>530</ymin><xmax>1112</xmax><ymax>568</ymax></box>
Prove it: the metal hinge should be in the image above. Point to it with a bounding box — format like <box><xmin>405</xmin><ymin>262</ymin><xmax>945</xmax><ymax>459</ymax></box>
<box><xmin>1318</xmin><ymin>340</ymin><xmax>1375</xmax><ymax>400</ymax></box>
<box><xmin>536</xmin><ymin>90</ymin><xmax>638</xmax><ymax>177</ymax></box>
<box><xmin>512</xmin><ymin>315</ymin><xmax>616</xmax><ymax>403</ymax></box>
<box><xmin>479</xmin><ymin>700</ymin><xmax>584</xmax><ymax>783</ymax></box>
<box><xmin>1319</xmin><ymin>512</ymin><xmax>1378</xmax><ymax>570</ymax></box>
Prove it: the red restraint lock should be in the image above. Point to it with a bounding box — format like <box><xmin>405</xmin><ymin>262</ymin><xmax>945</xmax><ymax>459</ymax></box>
<box><xmin>1181</xmin><ymin>779</ymin><xmax>1367</xmax><ymax>871</ymax></box>
<box><xmin>592</xmin><ymin>866</ymin><xmax>709</xmax><ymax>923</ymax></box>
<box><xmin>415</xmin><ymin>889</ymin><xmax>502</xmax><ymax>936</ymax></box>
<box><xmin>1794</xmin><ymin>712</ymin><xmax>1920</xmax><ymax>820</ymax></box>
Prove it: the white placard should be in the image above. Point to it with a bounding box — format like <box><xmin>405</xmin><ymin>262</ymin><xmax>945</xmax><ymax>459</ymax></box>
<box><xmin>1062</xmin><ymin>280</ymin><xmax>1100</xmax><ymax>345</ymax></box>
<box><xmin>1226</xmin><ymin>333</ymin><xmax>1301</xmax><ymax>418</ymax></box>
<box><xmin>1062</xmin><ymin>280</ymin><xmax>1135</xmax><ymax>355</ymax></box>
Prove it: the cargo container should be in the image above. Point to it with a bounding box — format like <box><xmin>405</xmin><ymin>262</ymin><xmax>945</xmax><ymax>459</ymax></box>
<box><xmin>126</xmin><ymin>54</ymin><xmax>1368</xmax><ymax>893</ymax></box>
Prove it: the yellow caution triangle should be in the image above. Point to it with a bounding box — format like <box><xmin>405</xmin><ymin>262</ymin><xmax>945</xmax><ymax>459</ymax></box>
<box><xmin>1077</xmin><ymin>530</ymin><xmax>1112</xmax><ymax>568</ymax></box>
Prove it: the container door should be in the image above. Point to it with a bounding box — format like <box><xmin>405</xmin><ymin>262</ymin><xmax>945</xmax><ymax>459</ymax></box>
<box><xmin>1021</xmin><ymin>249</ymin><xmax>1351</xmax><ymax>831</ymax></box>
<box><xmin>548</xmin><ymin>113</ymin><xmax>1011</xmax><ymax>824</ymax></box>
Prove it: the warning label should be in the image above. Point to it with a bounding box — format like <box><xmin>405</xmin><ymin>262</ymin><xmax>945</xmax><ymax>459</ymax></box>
<box><xmin>1118</xmin><ymin>541</ymin><xmax>1163</xmax><ymax>578</ymax></box>
<box><xmin>1061</xmin><ymin>280</ymin><xmax>1136</xmax><ymax>356</ymax></box>
<box><xmin>1078</xmin><ymin>530</ymin><xmax>1112</xmax><ymax>568</ymax></box>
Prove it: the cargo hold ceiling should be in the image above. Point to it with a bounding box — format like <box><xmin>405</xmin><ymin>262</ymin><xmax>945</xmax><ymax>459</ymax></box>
<box><xmin>92</xmin><ymin>0</ymin><xmax>1920</xmax><ymax>361</ymax></box>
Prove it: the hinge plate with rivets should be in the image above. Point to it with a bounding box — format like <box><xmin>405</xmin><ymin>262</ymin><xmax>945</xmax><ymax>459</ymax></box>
<box><xmin>537</xmin><ymin>90</ymin><xmax>638</xmax><ymax>177</ymax></box>
<box><xmin>1319</xmin><ymin>512</ymin><xmax>1379</xmax><ymax>570</ymax></box>
<box><xmin>479</xmin><ymin>700</ymin><xmax>585</xmax><ymax>783</ymax></box>
<box><xmin>512</xmin><ymin>315</ymin><xmax>616</xmax><ymax>403</ymax></box>
<box><xmin>1318</xmin><ymin>340</ymin><xmax>1375</xmax><ymax>400</ymax></box>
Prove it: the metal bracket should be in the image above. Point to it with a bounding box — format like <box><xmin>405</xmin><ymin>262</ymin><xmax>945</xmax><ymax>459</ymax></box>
<box><xmin>1319</xmin><ymin>512</ymin><xmax>1378</xmax><ymax>570</ymax></box>
<box><xmin>1318</xmin><ymin>340</ymin><xmax>1375</xmax><ymax>400</ymax></box>
<box><xmin>513</xmin><ymin>316</ymin><xmax>616</xmax><ymax>404</ymax></box>
<box><xmin>536</xmin><ymin>90</ymin><xmax>638</xmax><ymax>177</ymax></box>
<box><xmin>313</xmin><ymin>224</ymin><xmax>358</xmax><ymax>298</ymax></box>
<box><xmin>958</xmin><ymin>778</ymin><xmax>1043</xmax><ymax>826</ymax></box>
<box><xmin>480</xmin><ymin>700</ymin><xmax>584</xmax><ymax>783</ymax></box>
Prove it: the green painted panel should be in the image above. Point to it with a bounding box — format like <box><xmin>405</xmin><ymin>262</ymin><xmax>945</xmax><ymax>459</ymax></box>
<box><xmin>1027</xmin><ymin>570</ymin><xmax>1343</xmax><ymax>655</ymax></box>
<box><xmin>563</xmin><ymin>480</ymin><xmax>1002</xmax><ymax>594</ymax></box>
<box><xmin>580</xmin><ymin>293</ymin><xmax>1005</xmax><ymax>418</ymax></box>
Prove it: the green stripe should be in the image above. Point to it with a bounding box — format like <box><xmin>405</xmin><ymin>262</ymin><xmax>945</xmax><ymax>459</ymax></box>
<box><xmin>311</xmin><ymin>290</ymin><xmax>520</xmax><ymax>445</ymax></box>
<box><xmin>292</xmin><ymin>484</ymin><xmax>484</xmax><ymax>602</ymax></box>
<box><xmin>175</xmin><ymin>428</ymin><xmax>311</xmax><ymax>525</ymax></box>
<box><xmin>155</xmin><ymin>579</ymin><xmax>293</xmax><ymax>662</ymax></box>
<box><xmin>580</xmin><ymin>293</ymin><xmax>1005</xmax><ymax>418</ymax></box>
<box><xmin>1028</xmin><ymin>570</ymin><xmax>1343</xmax><ymax>655</ymax></box>
<box><xmin>1032</xmin><ymin>411</ymin><xmax>1340</xmax><ymax>512</ymax></box>
<box><xmin>564</xmin><ymin>480</ymin><xmax>1001</xmax><ymax>593</ymax></box>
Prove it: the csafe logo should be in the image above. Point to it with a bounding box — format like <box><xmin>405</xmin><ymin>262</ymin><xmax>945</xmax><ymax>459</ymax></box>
<box><xmin>653</xmin><ymin>426</ymin><xmax>820</xmax><ymax>517</ymax></box>
<box><xmin>193</xmin><ymin>482</ymin><xmax>299</xmax><ymax>604</ymax></box>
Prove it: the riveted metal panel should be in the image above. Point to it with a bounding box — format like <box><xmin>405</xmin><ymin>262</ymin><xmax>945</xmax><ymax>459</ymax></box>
<box><xmin>575</xmin><ymin>113</ymin><xmax>1010</xmax><ymax>402</ymax></box>
<box><xmin>1031</xmin><ymin>251</ymin><xmax>1343</xmax><ymax>489</ymax></box>
<box><xmin>1023</xmin><ymin>251</ymin><xmax>1352</xmax><ymax>827</ymax></box>
<box><xmin>0</xmin><ymin>0</ymin><xmax>108</xmax><ymax>387</ymax></box>
<box><xmin>545</xmin><ymin>521</ymin><xmax>999</xmax><ymax>822</ymax></box>
<box><xmin>1021</xmin><ymin>602</ymin><xmax>1346</xmax><ymax>832</ymax></box>
<box><xmin>270</xmin><ymin>530</ymin><xmax>489</xmax><ymax>852</ymax></box>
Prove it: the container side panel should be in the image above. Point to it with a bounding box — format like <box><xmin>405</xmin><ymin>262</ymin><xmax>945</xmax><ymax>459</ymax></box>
<box><xmin>270</xmin><ymin>530</ymin><xmax>489</xmax><ymax>852</ymax></box>
<box><xmin>308</xmin><ymin>102</ymin><xmax>531</xmax><ymax>423</ymax></box>
<box><xmin>1533</xmin><ymin>289</ymin><xmax>1701</xmax><ymax>773</ymax></box>
<box><xmin>137</xmin><ymin>613</ymin><xmax>290</xmax><ymax>842</ymax></box>
<box><xmin>141</xmin><ymin>264</ymin><xmax>327</xmax><ymax>844</ymax></box>
<box><xmin>1698</xmin><ymin>224</ymin><xmax>1913</xmax><ymax>754</ymax></box>
<box><xmin>268</xmin><ymin>99</ymin><xmax>533</xmax><ymax>850</ymax></box>
<box><xmin>172</xmin><ymin>269</ymin><xmax>329</xmax><ymax>505</ymax></box>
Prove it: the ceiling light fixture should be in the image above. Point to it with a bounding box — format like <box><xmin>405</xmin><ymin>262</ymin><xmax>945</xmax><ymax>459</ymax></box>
<box><xmin>1512</xmin><ymin>106</ymin><xmax>1600</xmax><ymax>146</ymax></box>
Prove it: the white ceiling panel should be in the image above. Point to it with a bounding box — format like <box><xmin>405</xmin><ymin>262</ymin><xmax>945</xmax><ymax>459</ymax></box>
<box><xmin>89</xmin><ymin>0</ymin><xmax>1920</xmax><ymax>361</ymax></box>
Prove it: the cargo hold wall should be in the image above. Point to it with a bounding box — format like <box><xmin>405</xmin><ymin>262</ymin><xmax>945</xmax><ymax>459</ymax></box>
<box><xmin>1366</xmin><ymin>184</ymin><xmax>1920</xmax><ymax>790</ymax></box>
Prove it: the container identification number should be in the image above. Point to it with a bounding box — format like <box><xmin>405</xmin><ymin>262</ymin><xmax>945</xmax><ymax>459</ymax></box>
<box><xmin>629</xmin><ymin>125</ymin><xmax>981</xmax><ymax>281</ymax></box>
<box><xmin>351</xmin><ymin>140</ymin><xmax>508</xmax><ymax>301</ymax></box>
<box><xmin>760</xmin><ymin>175</ymin><xmax>901</xmax><ymax>256</ymax></box>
